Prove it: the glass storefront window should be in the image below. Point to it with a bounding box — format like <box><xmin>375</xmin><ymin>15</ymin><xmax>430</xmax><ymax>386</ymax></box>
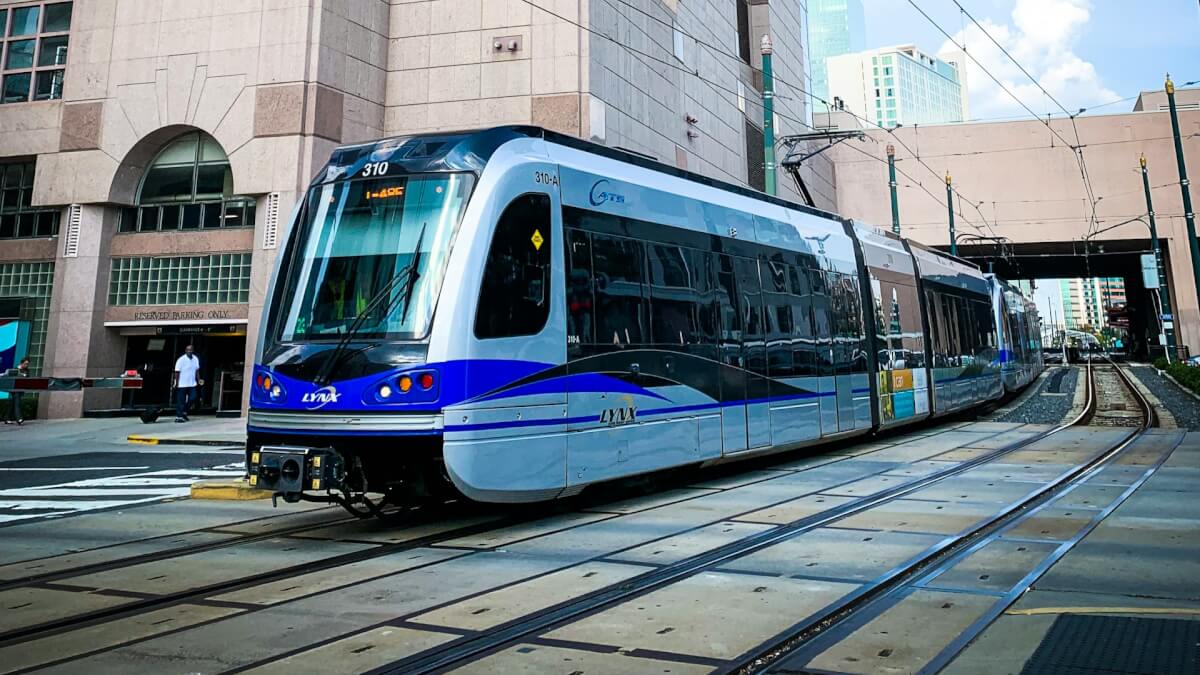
<box><xmin>0</xmin><ymin>2</ymin><xmax>72</xmax><ymax>104</ymax></box>
<box><xmin>0</xmin><ymin>261</ymin><xmax>54</xmax><ymax>371</ymax></box>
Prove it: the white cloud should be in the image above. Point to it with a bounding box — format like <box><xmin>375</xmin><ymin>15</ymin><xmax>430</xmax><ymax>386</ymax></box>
<box><xmin>937</xmin><ymin>0</ymin><xmax>1118</xmax><ymax>120</ymax></box>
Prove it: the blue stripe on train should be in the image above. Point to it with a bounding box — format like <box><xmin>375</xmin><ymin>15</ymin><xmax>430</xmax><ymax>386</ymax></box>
<box><xmin>250</xmin><ymin>387</ymin><xmax>861</xmax><ymax>436</ymax></box>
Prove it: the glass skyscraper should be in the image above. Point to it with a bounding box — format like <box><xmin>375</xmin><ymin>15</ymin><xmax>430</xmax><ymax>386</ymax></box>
<box><xmin>808</xmin><ymin>0</ymin><xmax>866</xmax><ymax>113</ymax></box>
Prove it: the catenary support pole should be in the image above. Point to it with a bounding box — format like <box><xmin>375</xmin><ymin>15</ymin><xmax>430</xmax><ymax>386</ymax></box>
<box><xmin>946</xmin><ymin>172</ymin><xmax>957</xmax><ymax>256</ymax></box>
<box><xmin>761</xmin><ymin>34</ymin><xmax>776</xmax><ymax>196</ymax></box>
<box><xmin>1166</xmin><ymin>76</ymin><xmax>1200</xmax><ymax>351</ymax></box>
<box><xmin>887</xmin><ymin>144</ymin><xmax>900</xmax><ymax>235</ymax></box>
<box><xmin>1141</xmin><ymin>153</ymin><xmax>1175</xmax><ymax>360</ymax></box>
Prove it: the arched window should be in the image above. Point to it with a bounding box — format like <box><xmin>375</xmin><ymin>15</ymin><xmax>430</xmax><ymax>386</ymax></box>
<box><xmin>119</xmin><ymin>131</ymin><xmax>255</xmax><ymax>233</ymax></box>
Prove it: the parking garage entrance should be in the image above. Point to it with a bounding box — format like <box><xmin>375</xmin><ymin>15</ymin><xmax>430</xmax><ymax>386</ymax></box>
<box><xmin>116</xmin><ymin>324</ymin><xmax>246</xmax><ymax>414</ymax></box>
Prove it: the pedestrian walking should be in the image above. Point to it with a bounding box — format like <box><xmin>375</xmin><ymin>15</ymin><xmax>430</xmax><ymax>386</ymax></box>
<box><xmin>173</xmin><ymin>345</ymin><xmax>203</xmax><ymax>423</ymax></box>
<box><xmin>4</xmin><ymin>357</ymin><xmax>29</xmax><ymax>425</ymax></box>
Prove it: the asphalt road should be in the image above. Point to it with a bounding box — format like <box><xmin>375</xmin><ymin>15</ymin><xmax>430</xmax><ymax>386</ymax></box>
<box><xmin>0</xmin><ymin>416</ymin><xmax>245</xmax><ymax>525</ymax></box>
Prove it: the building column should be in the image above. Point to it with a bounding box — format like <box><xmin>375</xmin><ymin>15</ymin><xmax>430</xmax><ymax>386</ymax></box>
<box><xmin>40</xmin><ymin>205</ymin><xmax>125</xmax><ymax>418</ymax></box>
<box><xmin>241</xmin><ymin>190</ymin><xmax>296</xmax><ymax>414</ymax></box>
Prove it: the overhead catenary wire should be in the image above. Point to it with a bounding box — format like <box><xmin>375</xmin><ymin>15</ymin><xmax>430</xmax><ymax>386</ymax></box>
<box><xmin>519</xmin><ymin>0</ymin><xmax>1155</xmax><ymax>239</ymax></box>
<box><xmin>604</xmin><ymin>0</ymin><xmax>1026</xmax><ymax>235</ymax></box>
<box><xmin>916</xmin><ymin>0</ymin><xmax>1102</xmax><ymax>237</ymax></box>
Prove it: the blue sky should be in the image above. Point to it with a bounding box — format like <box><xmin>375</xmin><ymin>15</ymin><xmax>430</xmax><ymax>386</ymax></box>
<box><xmin>863</xmin><ymin>0</ymin><xmax>1200</xmax><ymax>120</ymax></box>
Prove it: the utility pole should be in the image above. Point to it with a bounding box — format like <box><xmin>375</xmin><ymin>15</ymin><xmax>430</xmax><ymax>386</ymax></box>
<box><xmin>946</xmin><ymin>172</ymin><xmax>957</xmax><ymax>256</ymax></box>
<box><xmin>761</xmin><ymin>34</ymin><xmax>776</xmax><ymax>196</ymax></box>
<box><xmin>1166</xmin><ymin>75</ymin><xmax>1200</xmax><ymax>340</ymax></box>
<box><xmin>1141</xmin><ymin>153</ymin><xmax>1176</xmax><ymax>361</ymax></box>
<box><xmin>887</xmin><ymin>144</ymin><xmax>900</xmax><ymax>235</ymax></box>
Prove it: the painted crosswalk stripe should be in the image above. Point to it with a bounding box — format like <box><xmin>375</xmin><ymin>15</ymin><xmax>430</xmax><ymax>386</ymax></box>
<box><xmin>0</xmin><ymin>465</ymin><xmax>245</xmax><ymax>526</ymax></box>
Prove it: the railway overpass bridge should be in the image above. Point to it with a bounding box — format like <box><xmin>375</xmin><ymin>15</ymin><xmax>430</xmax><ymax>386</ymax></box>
<box><xmin>826</xmin><ymin>87</ymin><xmax>1200</xmax><ymax>357</ymax></box>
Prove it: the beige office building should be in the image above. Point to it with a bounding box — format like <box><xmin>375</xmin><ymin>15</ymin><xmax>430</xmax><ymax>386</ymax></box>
<box><xmin>827</xmin><ymin>87</ymin><xmax>1200</xmax><ymax>356</ymax></box>
<box><xmin>0</xmin><ymin>0</ymin><xmax>824</xmax><ymax>418</ymax></box>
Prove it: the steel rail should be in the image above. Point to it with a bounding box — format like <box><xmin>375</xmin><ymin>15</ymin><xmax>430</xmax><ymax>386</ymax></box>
<box><xmin>0</xmin><ymin>402</ymin><xmax>998</xmax><ymax>649</ymax></box>
<box><xmin>371</xmin><ymin>363</ymin><xmax>1099</xmax><ymax>675</ymax></box>
<box><xmin>0</xmin><ymin>501</ymin><xmax>526</xmax><ymax>647</ymax></box>
<box><xmin>733</xmin><ymin>358</ymin><xmax>1153</xmax><ymax>674</ymax></box>
<box><xmin>0</xmin><ymin>508</ymin><xmax>362</xmax><ymax>592</ymax></box>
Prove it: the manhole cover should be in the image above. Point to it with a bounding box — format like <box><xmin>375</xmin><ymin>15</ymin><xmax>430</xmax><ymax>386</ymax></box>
<box><xmin>1021</xmin><ymin>614</ymin><xmax>1200</xmax><ymax>675</ymax></box>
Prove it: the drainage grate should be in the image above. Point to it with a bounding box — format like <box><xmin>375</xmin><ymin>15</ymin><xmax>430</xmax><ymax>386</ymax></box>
<box><xmin>1021</xmin><ymin>615</ymin><xmax>1200</xmax><ymax>675</ymax></box>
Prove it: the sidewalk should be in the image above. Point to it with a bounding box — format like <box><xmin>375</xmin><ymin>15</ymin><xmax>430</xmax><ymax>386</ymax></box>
<box><xmin>125</xmin><ymin>415</ymin><xmax>247</xmax><ymax>447</ymax></box>
<box><xmin>1</xmin><ymin>415</ymin><xmax>246</xmax><ymax>462</ymax></box>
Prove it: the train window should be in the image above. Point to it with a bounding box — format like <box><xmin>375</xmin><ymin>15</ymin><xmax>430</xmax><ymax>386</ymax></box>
<box><xmin>714</xmin><ymin>254</ymin><xmax>741</xmax><ymax>341</ymax></box>
<box><xmin>809</xmin><ymin>266</ymin><xmax>833</xmax><ymax>377</ymax></box>
<box><xmin>734</xmin><ymin>257</ymin><xmax>767</xmax><ymax>376</ymax></box>
<box><xmin>897</xmin><ymin>283</ymin><xmax>926</xmax><ymax>369</ymax></box>
<box><xmin>590</xmin><ymin>233</ymin><xmax>648</xmax><ymax>346</ymax></box>
<box><xmin>844</xmin><ymin>274</ymin><xmax>869</xmax><ymax>374</ymax></box>
<box><xmin>734</xmin><ymin>257</ymin><xmax>764</xmax><ymax>339</ymax></box>
<box><xmin>789</xmin><ymin>263</ymin><xmax>818</xmax><ymax>377</ymax></box>
<box><xmin>566</xmin><ymin>228</ymin><xmax>594</xmax><ymax>355</ymax></box>
<box><xmin>647</xmin><ymin>244</ymin><xmax>712</xmax><ymax>346</ymax></box>
<box><xmin>474</xmin><ymin>193</ymin><xmax>553</xmax><ymax>339</ymax></box>
<box><xmin>763</xmin><ymin>259</ymin><xmax>794</xmax><ymax>378</ymax></box>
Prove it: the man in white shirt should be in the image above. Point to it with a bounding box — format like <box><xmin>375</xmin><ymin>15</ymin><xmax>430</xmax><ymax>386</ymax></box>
<box><xmin>173</xmin><ymin>345</ymin><xmax>203</xmax><ymax>423</ymax></box>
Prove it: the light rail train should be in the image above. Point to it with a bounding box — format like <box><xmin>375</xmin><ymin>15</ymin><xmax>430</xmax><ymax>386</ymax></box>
<box><xmin>246</xmin><ymin>126</ymin><xmax>1042</xmax><ymax>514</ymax></box>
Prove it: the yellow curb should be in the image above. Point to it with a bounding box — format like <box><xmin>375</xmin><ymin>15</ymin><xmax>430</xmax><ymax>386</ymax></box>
<box><xmin>191</xmin><ymin>478</ymin><xmax>270</xmax><ymax>500</ymax></box>
<box><xmin>127</xmin><ymin>435</ymin><xmax>159</xmax><ymax>445</ymax></box>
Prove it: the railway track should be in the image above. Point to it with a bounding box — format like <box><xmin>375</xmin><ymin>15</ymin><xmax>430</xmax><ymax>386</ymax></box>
<box><xmin>728</xmin><ymin>359</ymin><xmax>1154</xmax><ymax>674</ymax></box>
<box><xmin>1087</xmin><ymin>360</ymin><xmax>1153</xmax><ymax>428</ymax></box>
<box><xmin>343</xmin><ymin>359</ymin><xmax>1161</xmax><ymax>675</ymax></box>
<box><xmin>2</xmin><ymin>360</ymin><xmax>1155</xmax><ymax>673</ymax></box>
<box><xmin>0</xmin><ymin>421</ymin><xmax>967</xmax><ymax>651</ymax></box>
<box><xmin>348</xmin><ymin>359</ymin><xmax>1147</xmax><ymax>674</ymax></box>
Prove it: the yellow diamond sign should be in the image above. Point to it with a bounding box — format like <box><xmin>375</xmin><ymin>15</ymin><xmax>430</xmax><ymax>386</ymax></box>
<box><xmin>531</xmin><ymin>229</ymin><xmax>544</xmax><ymax>250</ymax></box>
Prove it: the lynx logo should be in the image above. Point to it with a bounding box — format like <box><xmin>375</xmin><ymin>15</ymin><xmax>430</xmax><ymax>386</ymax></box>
<box><xmin>589</xmin><ymin>179</ymin><xmax>626</xmax><ymax>207</ymax></box>
<box><xmin>302</xmin><ymin>385</ymin><xmax>341</xmax><ymax>410</ymax></box>
<box><xmin>599</xmin><ymin>406</ymin><xmax>637</xmax><ymax>426</ymax></box>
<box><xmin>599</xmin><ymin>397</ymin><xmax>638</xmax><ymax>426</ymax></box>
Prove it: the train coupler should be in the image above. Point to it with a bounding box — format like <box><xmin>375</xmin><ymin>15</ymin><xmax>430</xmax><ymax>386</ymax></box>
<box><xmin>248</xmin><ymin>446</ymin><xmax>345</xmax><ymax>500</ymax></box>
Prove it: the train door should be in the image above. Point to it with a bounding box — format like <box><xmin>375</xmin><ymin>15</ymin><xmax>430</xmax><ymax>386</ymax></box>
<box><xmin>715</xmin><ymin>254</ymin><xmax>748</xmax><ymax>453</ymax></box>
<box><xmin>447</xmin><ymin>169</ymin><xmax>569</xmax><ymax>498</ymax></box>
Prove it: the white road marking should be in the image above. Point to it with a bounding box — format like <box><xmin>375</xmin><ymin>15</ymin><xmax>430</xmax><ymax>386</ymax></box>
<box><xmin>0</xmin><ymin>463</ymin><xmax>244</xmax><ymax>525</ymax></box>
<box><xmin>0</xmin><ymin>467</ymin><xmax>151</xmax><ymax>471</ymax></box>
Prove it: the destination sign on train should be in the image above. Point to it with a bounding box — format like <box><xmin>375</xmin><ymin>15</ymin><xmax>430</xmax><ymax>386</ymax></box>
<box><xmin>365</xmin><ymin>185</ymin><xmax>405</xmax><ymax>200</ymax></box>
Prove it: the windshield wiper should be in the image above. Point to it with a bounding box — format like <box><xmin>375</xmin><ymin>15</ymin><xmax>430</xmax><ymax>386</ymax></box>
<box><xmin>314</xmin><ymin>223</ymin><xmax>428</xmax><ymax>386</ymax></box>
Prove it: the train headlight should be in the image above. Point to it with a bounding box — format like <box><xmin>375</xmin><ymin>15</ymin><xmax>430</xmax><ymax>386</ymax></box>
<box><xmin>270</xmin><ymin>384</ymin><xmax>283</xmax><ymax>400</ymax></box>
<box><xmin>398</xmin><ymin>375</ymin><xmax>413</xmax><ymax>393</ymax></box>
<box><xmin>378</xmin><ymin>384</ymin><xmax>393</xmax><ymax>399</ymax></box>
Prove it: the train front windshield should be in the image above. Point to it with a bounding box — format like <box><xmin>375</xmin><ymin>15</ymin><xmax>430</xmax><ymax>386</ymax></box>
<box><xmin>279</xmin><ymin>173</ymin><xmax>473</xmax><ymax>342</ymax></box>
